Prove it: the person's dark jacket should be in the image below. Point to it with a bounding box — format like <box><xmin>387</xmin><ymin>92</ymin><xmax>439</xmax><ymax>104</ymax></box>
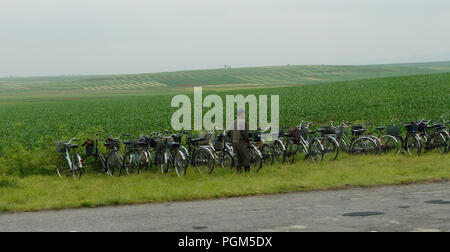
<box><xmin>231</xmin><ymin>118</ymin><xmax>249</xmax><ymax>144</ymax></box>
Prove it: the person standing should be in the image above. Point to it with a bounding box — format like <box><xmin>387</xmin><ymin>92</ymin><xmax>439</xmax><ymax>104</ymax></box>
<box><xmin>230</xmin><ymin>109</ymin><xmax>251</xmax><ymax>173</ymax></box>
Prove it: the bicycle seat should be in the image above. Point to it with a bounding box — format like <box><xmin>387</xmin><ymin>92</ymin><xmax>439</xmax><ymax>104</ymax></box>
<box><xmin>190</xmin><ymin>137</ymin><xmax>205</xmax><ymax>143</ymax></box>
<box><xmin>308</xmin><ymin>130</ymin><xmax>316</xmax><ymax>134</ymax></box>
<box><xmin>283</xmin><ymin>133</ymin><xmax>292</xmax><ymax>137</ymax></box>
<box><xmin>168</xmin><ymin>142</ymin><xmax>181</xmax><ymax>148</ymax></box>
<box><xmin>376</xmin><ymin>126</ymin><xmax>385</xmax><ymax>131</ymax></box>
<box><xmin>124</xmin><ymin>141</ymin><xmax>133</xmax><ymax>145</ymax></box>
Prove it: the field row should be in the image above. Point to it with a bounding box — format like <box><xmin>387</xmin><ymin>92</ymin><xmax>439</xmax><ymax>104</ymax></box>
<box><xmin>2</xmin><ymin>62</ymin><xmax>450</xmax><ymax>92</ymax></box>
<box><xmin>82</xmin><ymin>82</ymin><xmax>166</xmax><ymax>90</ymax></box>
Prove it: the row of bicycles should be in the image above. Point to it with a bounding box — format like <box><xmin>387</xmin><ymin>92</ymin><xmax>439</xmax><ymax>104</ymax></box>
<box><xmin>55</xmin><ymin>117</ymin><xmax>450</xmax><ymax>180</ymax></box>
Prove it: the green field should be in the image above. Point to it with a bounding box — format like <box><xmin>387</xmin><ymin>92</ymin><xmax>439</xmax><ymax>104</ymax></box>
<box><xmin>1</xmin><ymin>72</ymin><xmax>449</xmax><ymax>150</ymax></box>
<box><xmin>0</xmin><ymin>62</ymin><xmax>449</xmax><ymax>212</ymax></box>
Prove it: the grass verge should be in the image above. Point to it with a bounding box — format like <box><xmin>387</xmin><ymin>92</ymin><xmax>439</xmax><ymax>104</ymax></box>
<box><xmin>0</xmin><ymin>153</ymin><xmax>449</xmax><ymax>213</ymax></box>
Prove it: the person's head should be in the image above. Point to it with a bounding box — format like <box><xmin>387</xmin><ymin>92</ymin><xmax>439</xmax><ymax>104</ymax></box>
<box><xmin>237</xmin><ymin>109</ymin><xmax>245</xmax><ymax>119</ymax></box>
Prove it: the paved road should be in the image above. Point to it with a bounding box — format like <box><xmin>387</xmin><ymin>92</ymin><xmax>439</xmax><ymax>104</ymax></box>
<box><xmin>0</xmin><ymin>182</ymin><xmax>449</xmax><ymax>232</ymax></box>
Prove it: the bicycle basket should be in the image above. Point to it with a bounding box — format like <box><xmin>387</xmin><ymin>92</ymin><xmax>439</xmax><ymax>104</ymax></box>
<box><xmin>55</xmin><ymin>141</ymin><xmax>67</xmax><ymax>153</ymax></box>
<box><xmin>212</xmin><ymin>134</ymin><xmax>224</xmax><ymax>149</ymax></box>
<box><xmin>288</xmin><ymin>127</ymin><xmax>301</xmax><ymax>142</ymax></box>
<box><xmin>386</xmin><ymin>125</ymin><xmax>401</xmax><ymax>137</ymax></box>
<box><xmin>335</xmin><ymin>127</ymin><xmax>346</xmax><ymax>138</ymax></box>
<box><xmin>85</xmin><ymin>145</ymin><xmax>94</xmax><ymax>156</ymax></box>
<box><xmin>149</xmin><ymin>137</ymin><xmax>158</xmax><ymax>148</ymax></box>
<box><xmin>405</xmin><ymin>124</ymin><xmax>418</xmax><ymax>133</ymax></box>
<box><xmin>156</xmin><ymin>137</ymin><xmax>172</xmax><ymax>152</ymax></box>
<box><xmin>252</xmin><ymin>132</ymin><xmax>262</xmax><ymax>142</ymax></box>
<box><xmin>199</xmin><ymin>132</ymin><xmax>212</xmax><ymax>145</ymax></box>
<box><xmin>172</xmin><ymin>134</ymin><xmax>182</xmax><ymax>143</ymax></box>
<box><xmin>318</xmin><ymin>126</ymin><xmax>336</xmax><ymax>136</ymax></box>
<box><xmin>106</xmin><ymin>138</ymin><xmax>121</xmax><ymax>150</ymax></box>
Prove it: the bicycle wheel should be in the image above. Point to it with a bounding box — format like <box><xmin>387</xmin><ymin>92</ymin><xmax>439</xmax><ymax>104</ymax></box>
<box><xmin>159</xmin><ymin>151</ymin><xmax>169</xmax><ymax>173</ymax></box>
<box><xmin>351</xmin><ymin>137</ymin><xmax>378</xmax><ymax>155</ymax></box>
<box><xmin>95</xmin><ymin>154</ymin><xmax>110</xmax><ymax>176</ymax></box>
<box><xmin>381</xmin><ymin>135</ymin><xmax>399</xmax><ymax>155</ymax></box>
<box><xmin>429</xmin><ymin>133</ymin><xmax>447</xmax><ymax>154</ymax></box>
<box><xmin>369</xmin><ymin>136</ymin><xmax>383</xmax><ymax>155</ymax></box>
<box><xmin>321</xmin><ymin>137</ymin><xmax>339</xmax><ymax>161</ymax></box>
<box><xmin>216</xmin><ymin>150</ymin><xmax>235</xmax><ymax>169</ymax></box>
<box><xmin>308</xmin><ymin>139</ymin><xmax>324</xmax><ymax>162</ymax></box>
<box><xmin>339</xmin><ymin>137</ymin><xmax>350</xmax><ymax>153</ymax></box>
<box><xmin>178</xmin><ymin>145</ymin><xmax>190</xmax><ymax>169</ymax></box>
<box><xmin>56</xmin><ymin>154</ymin><xmax>70</xmax><ymax>178</ymax></box>
<box><xmin>271</xmin><ymin>140</ymin><xmax>285</xmax><ymax>163</ymax></box>
<box><xmin>405</xmin><ymin>134</ymin><xmax>421</xmax><ymax>156</ymax></box>
<box><xmin>138</xmin><ymin>150</ymin><xmax>151</xmax><ymax>174</ymax></box>
<box><xmin>282</xmin><ymin>140</ymin><xmax>294</xmax><ymax>163</ymax></box>
<box><xmin>442</xmin><ymin>131</ymin><xmax>450</xmax><ymax>153</ymax></box>
<box><xmin>107</xmin><ymin>152</ymin><xmax>123</xmax><ymax>176</ymax></box>
<box><xmin>72</xmin><ymin>154</ymin><xmax>83</xmax><ymax>180</ymax></box>
<box><xmin>194</xmin><ymin>148</ymin><xmax>215</xmax><ymax>174</ymax></box>
<box><xmin>123</xmin><ymin>152</ymin><xmax>138</xmax><ymax>175</ymax></box>
<box><xmin>174</xmin><ymin>150</ymin><xmax>187</xmax><ymax>177</ymax></box>
<box><xmin>248</xmin><ymin>146</ymin><xmax>263</xmax><ymax>173</ymax></box>
<box><xmin>259</xmin><ymin>144</ymin><xmax>274</xmax><ymax>166</ymax></box>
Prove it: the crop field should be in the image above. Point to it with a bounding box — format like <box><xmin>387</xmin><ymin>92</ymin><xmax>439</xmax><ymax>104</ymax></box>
<box><xmin>0</xmin><ymin>72</ymin><xmax>449</xmax><ymax>151</ymax></box>
<box><xmin>1</xmin><ymin>61</ymin><xmax>450</xmax><ymax>94</ymax></box>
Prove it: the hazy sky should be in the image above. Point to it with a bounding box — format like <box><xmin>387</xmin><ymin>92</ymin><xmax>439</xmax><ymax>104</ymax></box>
<box><xmin>1</xmin><ymin>0</ymin><xmax>449</xmax><ymax>77</ymax></box>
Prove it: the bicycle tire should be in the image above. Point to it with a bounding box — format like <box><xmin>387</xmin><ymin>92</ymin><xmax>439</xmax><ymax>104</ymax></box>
<box><xmin>72</xmin><ymin>154</ymin><xmax>83</xmax><ymax>180</ymax></box>
<box><xmin>194</xmin><ymin>147</ymin><xmax>215</xmax><ymax>174</ymax></box>
<box><xmin>308</xmin><ymin>138</ymin><xmax>324</xmax><ymax>162</ymax></box>
<box><xmin>174</xmin><ymin>150</ymin><xmax>187</xmax><ymax>177</ymax></box>
<box><xmin>381</xmin><ymin>135</ymin><xmax>399</xmax><ymax>155</ymax></box>
<box><xmin>321</xmin><ymin>136</ymin><xmax>339</xmax><ymax>161</ymax></box>
<box><xmin>259</xmin><ymin>144</ymin><xmax>274</xmax><ymax>166</ymax></box>
<box><xmin>405</xmin><ymin>134</ymin><xmax>421</xmax><ymax>156</ymax></box>
<box><xmin>107</xmin><ymin>151</ymin><xmax>123</xmax><ymax>176</ymax></box>
<box><xmin>56</xmin><ymin>154</ymin><xmax>70</xmax><ymax>178</ymax></box>
<box><xmin>350</xmin><ymin>137</ymin><xmax>378</xmax><ymax>155</ymax></box>
<box><xmin>248</xmin><ymin>146</ymin><xmax>263</xmax><ymax>173</ymax></box>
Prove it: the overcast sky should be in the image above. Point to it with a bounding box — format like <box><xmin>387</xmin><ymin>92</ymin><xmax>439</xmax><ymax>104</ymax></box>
<box><xmin>1</xmin><ymin>0</ymin><xmax>449</xmax><ymax>77</ymax></box>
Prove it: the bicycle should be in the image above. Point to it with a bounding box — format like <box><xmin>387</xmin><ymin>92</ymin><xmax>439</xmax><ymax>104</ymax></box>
<box><xmin>333</xmin><ymin>121</ymin><xmax>378</xmax><ymax>155</ymax></box>
<box><xmin>82</xmin><ymin>132</ymin><xmax>112</xmax><ymax>176</ymax></box>
<box><xmin>55</xmin><ymin>138</ymin><xmax>83</xmax><ymax>180</ymax></box>
<box><xmin>315</xmin><ymin>124</ymin><xmax>340</xmax><ymax>161</ymax></box>
<box><xmin>104</xmin><ymin>135</ymin><xmax>123</xmax><ymax>177</ymax></box>
<box><xmin>249</xmin><ymin>130</ymin><xmax>274</xmax><ymax>166</ymax></box>
<box><xmin>247</xmin><ymin>143</ymin><xmax>263</xmax><ymax>173</ymax></box>
<box><xmin>121</xmin><ymin>134</ymin><xmax>150</xmax><ymax>175</ymax></box>
<box><xmin>281</xmin><ymin>122</ymin><xmax>324</xmax><ymax>163</ymax></box>
<box><xmin>211</xmin><ymin>130</ymin><xmax>236</xmax><ymax>169</ymax></box>
<box><xmin>183</xmin><ymin>131</ymin><xmax>216</xmax><ymax>175</ymax></box>
<box><xmin>151</xmin><ymin>131</ymin><xmax>186</xmax><ymax>177</ymax></box>
<box><xmin>438</xmin><ymin>115</ymin><xmax>450</xmax><ymax>153</ymax></box>
<box><xmin>374</xmin><ymin>125</ymin><xmax>401</xmax><ymax>155</ymax></box>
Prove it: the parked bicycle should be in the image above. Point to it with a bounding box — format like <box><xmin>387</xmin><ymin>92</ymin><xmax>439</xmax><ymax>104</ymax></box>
<box><xmin>55</xmin><ymin>138</ymin><xmax>83</xmax><ymax>180</ymax></box>
<box><xmin>333</xmin><ymin>121</ymin><xmax>379</xmax><ymax>155</ymax></box>
<box><xmin>121</xmin><ymin>134</ymin><xmax>150</xmax><ymax>175</ymax></box>
<box><xmin>104</xmin><ymin>135</ymin><xmax>123</xmax><ymax>177</ymax></box>
<box><xmin>83</xmin><ymin>132</ymin><xmax>112</xmax><ymax>176</ymax></box>
<box><xmin>281</xmin><ymin>122</ymin><xmax>324</xmax><ymax>163</ymax></box>
<box><xmin>153</xmin><ymin>131</ymin><xmax>187</xmax><ymax>177</ymax></box>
